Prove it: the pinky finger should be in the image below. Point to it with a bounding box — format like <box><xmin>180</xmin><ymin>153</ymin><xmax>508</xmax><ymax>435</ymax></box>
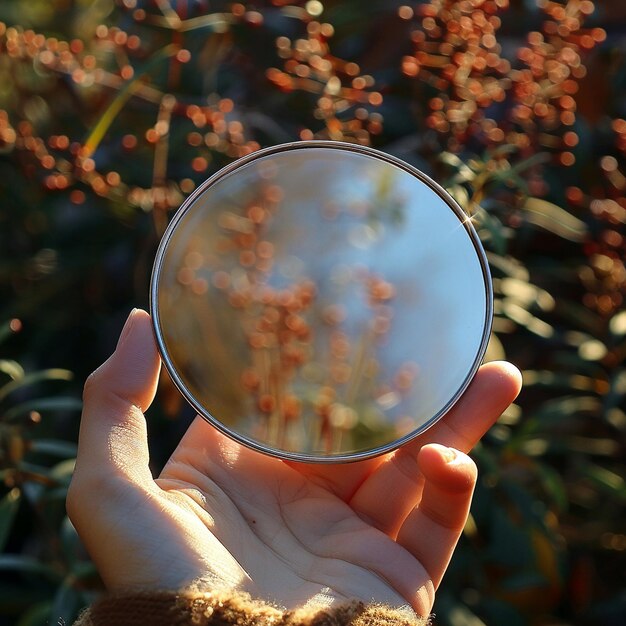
<box><xmin>395</xmin><ymin>444</ymin><xmax>477</xmax><ymax>590</ymax></box>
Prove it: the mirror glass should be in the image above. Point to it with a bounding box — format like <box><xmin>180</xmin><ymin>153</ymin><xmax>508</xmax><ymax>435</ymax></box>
<box><xmin>151</xmin><ymin>142</ymin><xmax>492</xmax><ymax>462</ymax></box>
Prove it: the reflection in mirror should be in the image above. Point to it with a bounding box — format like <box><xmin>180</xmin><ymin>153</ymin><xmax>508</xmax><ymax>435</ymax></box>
<box><xmin>152</xmin><ymin>143</ymin><xmax>492</xmax><ymax>462</ymax></box>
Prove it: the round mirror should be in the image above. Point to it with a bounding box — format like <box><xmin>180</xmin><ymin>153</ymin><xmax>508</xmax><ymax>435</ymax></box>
<box><xmin>151</xmin><ymin>141</ymin><xmax>492</xmax><ymax>462</ymax></box>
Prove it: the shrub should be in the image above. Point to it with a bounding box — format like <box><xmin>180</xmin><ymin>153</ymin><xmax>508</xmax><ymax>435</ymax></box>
<box><xmin>0</xmin><ymin>1</ymin><xmax>624</xmax><ymax>624</ymax></box>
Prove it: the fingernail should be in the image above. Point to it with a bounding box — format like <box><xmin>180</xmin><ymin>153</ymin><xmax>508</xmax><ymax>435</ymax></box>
<box><xmin>442</xmin><ymin>446</ymin><xmax>457</xmax><ymax>463</ymax></box>
<box><xmin>117</xmin><ymin>308</ymin><xmax>138</xmax><ymax>348</ymax></box>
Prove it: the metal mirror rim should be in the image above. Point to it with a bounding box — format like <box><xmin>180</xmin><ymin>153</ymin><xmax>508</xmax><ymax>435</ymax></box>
<box><xmin>149</xmin><ymin>140</ymin><xmax>494</xmax><ymax>463</ymax></box>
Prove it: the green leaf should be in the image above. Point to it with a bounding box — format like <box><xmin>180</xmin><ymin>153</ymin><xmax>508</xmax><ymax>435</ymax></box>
<box><xmin>445</xmin><ymin>184</ymin><xmax>470</xmax><ymax>211</ymax></box>
<box><xmin>51</xmin><ymin>578</ymin><xmax>83</xmax><ymax>625</ymax></box>
<box><xmin>440</xmin><ymin>151</ymin><xmax>476</xmax><ymax>182</ymax></box>
<box><xmin>584</xmin><ymin>463</ymin><xmax>626</xmax><ymax>499</ymax></box>
<box><xmin>485</xmin><ymin>143</ymin><xmax>520</xmax><ymax>159</ymax></box>
<box><xmin>535</xmin><ymin>396</ymin><xmax>602</xmax><ymax>422</ymax></box>
<box><xmin>60</xmin><ymin>516</ymin><xmax>79</xmax><ymax>569</ymax></box>
<box><xmin>41</xmin><ymin>486</ymin><xmax>71</xmax><ymax>502</ymax></box>
<box><xmin>500</xmin><ymin>300</ymin><xmax>554</xmax><ymax>338</ymax></box>
<box><xmin>522</xmin><ymin>370</ymin><xmax>600</xmax><ymax>392</ymax></box>
<box><xmin>0</xmin><ymin>488</ymin><xmax>21</xmax><ymax>552</ymax></box>
<box><xmin>3</xmin><ymin>396</ymin><xmax>82</xmax><ymax>421</ymax></box>
<box><xmin>175</xmin><ymin>12</ymin><xmax>236</xmax><ymax>32</ymax></box>
<box><xmin>512</xmin><ymin>395</ymin><xmax>602</xmax><ymax>443</ymax></box>
<box><xmin>522</xmin><ymin>197</ymin><xmax>587</xmax><ymax>241</ymax></box>
<box><xmin>29</xmin><ymin>439</ymin><xmax>78</xmax><ymax>458</ymax></box>
<box><xmin>489</xmin><ymin>168</ymin><xmax>529</xmax><ymax>193</ymax></box>
<box><xmin>476</xmin><ymin>209</ymin><xmax>508</xmax><ymax>255</ymax></box>
<box><xmin>498</xmin><ymin>278</ymin><xmax>555</xmax><ymax>310</ymax></box>
<box><xmin>49</xmin><ymin>458</ymin><xmax>76</xmax><ymax>482</ymax></box>
<box><xmin>71</xmin><ymin>561</ymin><xmax>98</xmax><ymax>580</ymax></box>
<box><xmin>510</xmin><ymin>151</ymin><xmax>550</xmax><ymax>174</ymax></box>
<box><xmin>556</xmin><ymin>301</ymin><xmax>605</xmax><ymax>335</ymax></box>
<box><xmin>486</xmin><ymin>252</ymin><xmax>529</xmax><ymax>280</ymax></box>
<box><xmin>0</xmin><ymin>555</ymin><xmax>59</xmax><ymax>579</ymax></box>
<box><xmin>0</xmin><ymin>359</ymin><xmax>24</xmax><ymax>382</ymax></box>
<box><xmin>0</xmin><ymin>368</ymin><xmax>73</xmax><ymax>403</ymax></box>
<box><xmin>485</xmin><ymin>332</ymin><xmax>507</xmax><ymax>362</ymax></box>
<box><xmin>83</xmin><ymin>44</ymin><xmax>179</xmax><ymax>157</ymax></box>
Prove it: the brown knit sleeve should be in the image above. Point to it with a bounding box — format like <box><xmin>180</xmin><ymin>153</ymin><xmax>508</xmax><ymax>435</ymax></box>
<box><xmin>73</xmin><ymin>589</ymin><xmax>429</xmax><ymax>626</ymax></box>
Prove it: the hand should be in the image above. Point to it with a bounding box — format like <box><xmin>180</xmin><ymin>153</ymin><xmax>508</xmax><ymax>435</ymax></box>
<box><xmin>67</xmin><ymin>309</ymin><xmax>521</xmax><ymax>616</ymax></box>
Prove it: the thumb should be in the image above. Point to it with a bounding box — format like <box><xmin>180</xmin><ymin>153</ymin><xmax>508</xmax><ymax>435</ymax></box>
<box><xmin>74</xmin><ymin>308</ymin><xmax>160</xmax><ymax>486</ymax></box>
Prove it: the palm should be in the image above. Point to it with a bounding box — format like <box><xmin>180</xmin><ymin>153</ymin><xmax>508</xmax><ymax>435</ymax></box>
<box><xmin>156</xmin><ymin>419</ymin><xmax>425</xmax><ymax>611</ymax></box>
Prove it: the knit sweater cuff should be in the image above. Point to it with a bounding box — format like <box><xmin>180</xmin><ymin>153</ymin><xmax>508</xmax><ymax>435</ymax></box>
<box><xmin>73</xmin><ymin>589</ymin><xmax>429</xmax><ymax>626</ymax></box>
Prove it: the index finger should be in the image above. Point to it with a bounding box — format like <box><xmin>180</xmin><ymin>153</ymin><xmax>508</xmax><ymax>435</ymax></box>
<box><xmin>348</xmin><ymin>361</ymin><xmax>522</xmax><ymax>536</ymax></box>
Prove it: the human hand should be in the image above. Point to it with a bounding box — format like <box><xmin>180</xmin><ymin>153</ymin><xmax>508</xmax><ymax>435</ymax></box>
<box><xmin>67</xmin><ymin>309</ymin><xmax>521</xmax><ymax>617</ymax></box>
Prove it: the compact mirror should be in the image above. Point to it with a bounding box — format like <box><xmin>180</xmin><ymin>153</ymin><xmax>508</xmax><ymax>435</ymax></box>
<box><xmin>151</xmin><ymin>141</ymin><xmax>492</xmax><ymax>462</ymax></box>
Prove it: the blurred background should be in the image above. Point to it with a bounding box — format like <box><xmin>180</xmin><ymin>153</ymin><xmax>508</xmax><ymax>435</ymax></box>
<box><xmin>0</xmin><ymin>0</ymin><xmax>624</xmax><ymax>624</ymax></box>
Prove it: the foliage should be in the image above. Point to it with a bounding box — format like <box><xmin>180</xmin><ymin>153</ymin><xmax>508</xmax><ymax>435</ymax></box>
<box><xmin>0</xmin><ymin>319</ymin><xmax>90</xmax><ymax>624</ymax></box>
<box><xmin>0</xmin><ymin>0</ymin><xmax>624</xmax><ymax>624</ymax></box>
